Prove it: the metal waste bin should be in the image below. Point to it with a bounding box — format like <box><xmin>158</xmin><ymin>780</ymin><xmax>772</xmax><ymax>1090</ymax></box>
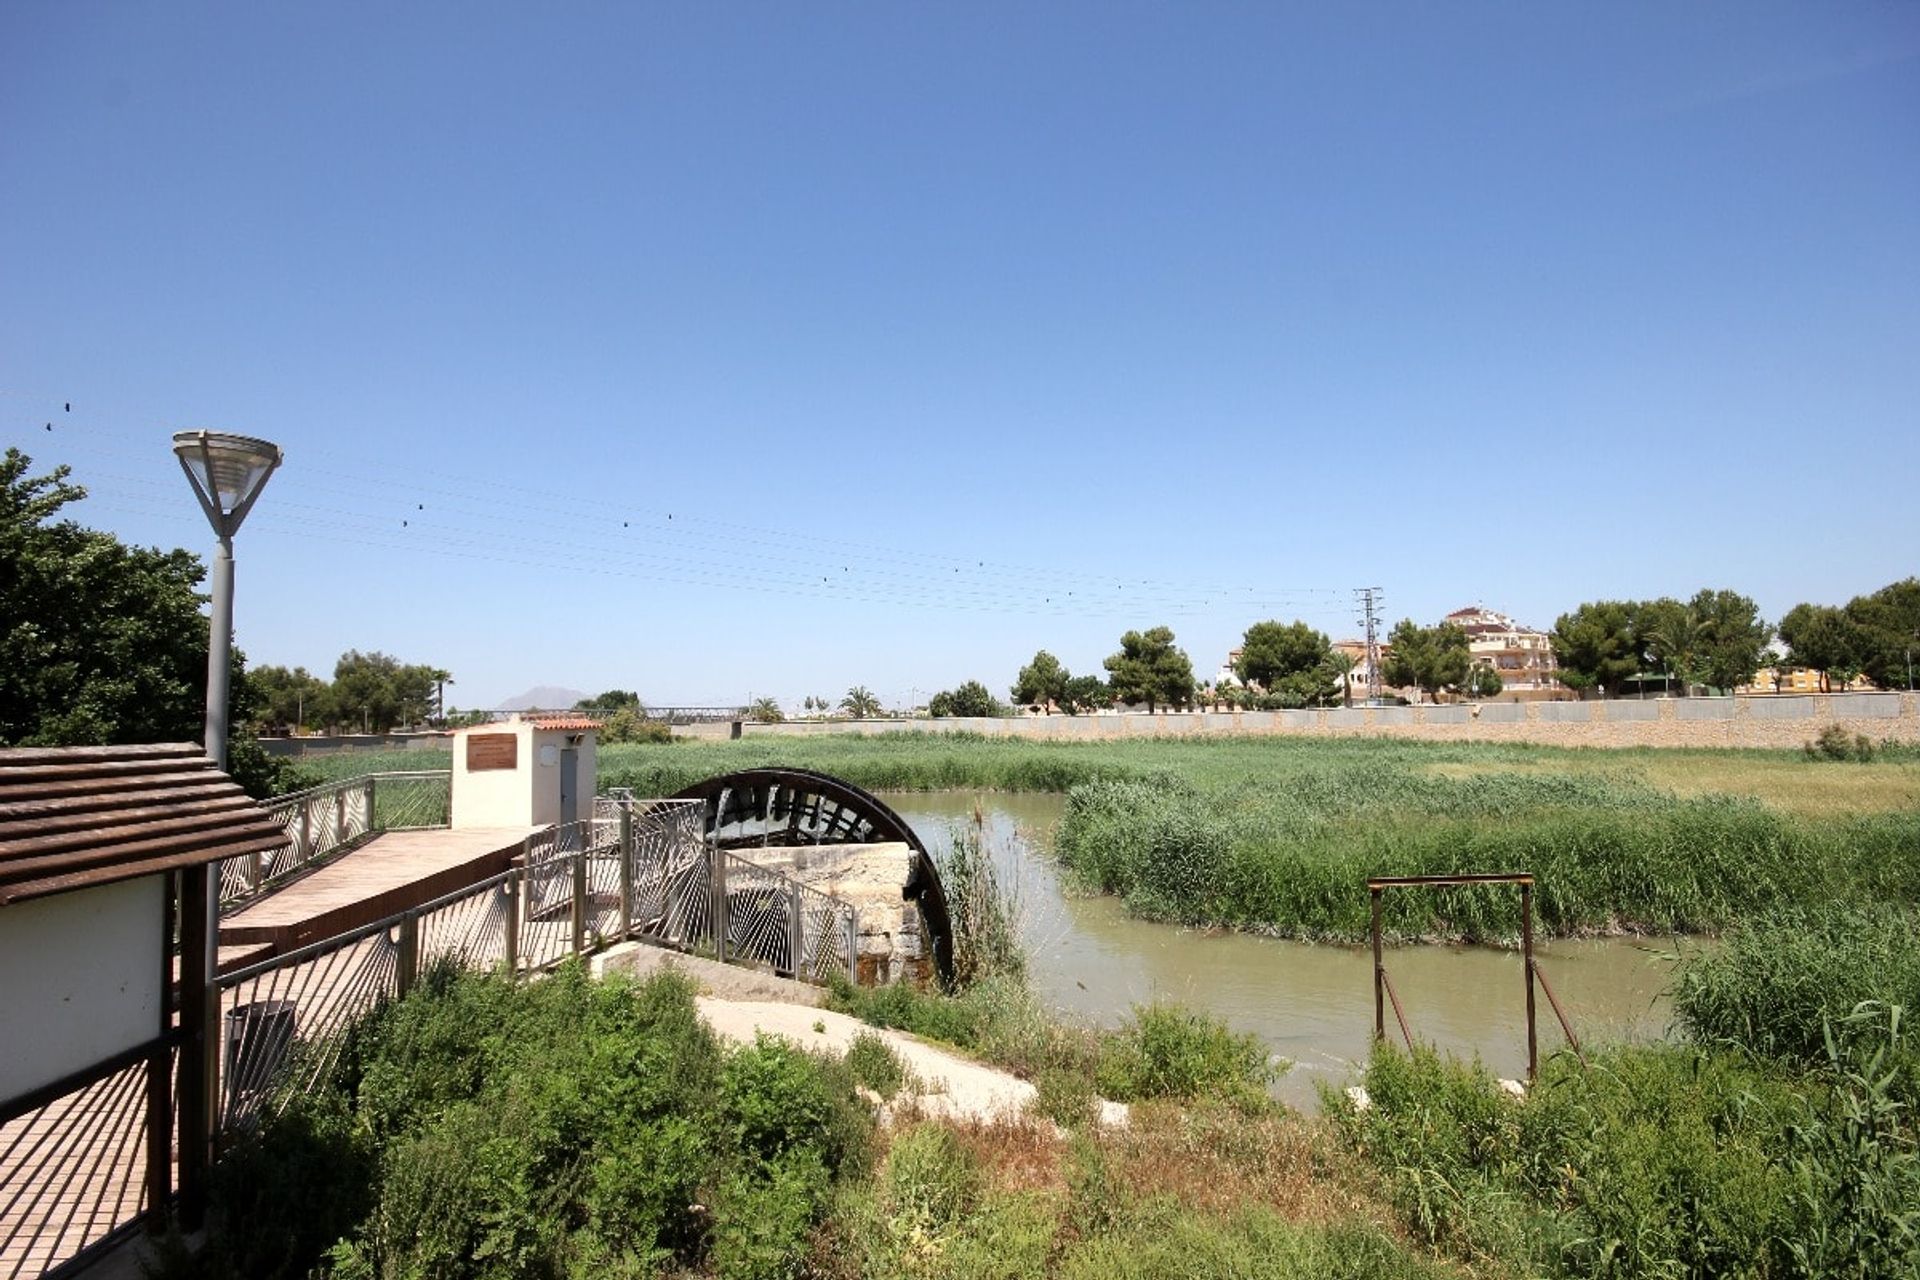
<box><xmin>223</xmin><ymin>999</ymin><xmax>297</xmax><ymax>1124</ymax></box>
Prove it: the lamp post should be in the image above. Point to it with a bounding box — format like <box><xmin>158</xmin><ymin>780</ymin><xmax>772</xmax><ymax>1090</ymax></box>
<box><xmin>171</xmin><ymin>430</ymin><xmax>279</xmax><ymax>1224</ymax></box>
<box><xmin>172</xmin><ymin>431</ymin><xmax>282</xmax><ymax>769</ymax></box>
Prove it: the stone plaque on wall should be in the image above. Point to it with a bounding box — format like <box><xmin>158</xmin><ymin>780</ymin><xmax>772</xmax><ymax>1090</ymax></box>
<box><xmin>466</xmin><ymin>732</ymin><xmax>518</xmax><ymax>772</ymax></box>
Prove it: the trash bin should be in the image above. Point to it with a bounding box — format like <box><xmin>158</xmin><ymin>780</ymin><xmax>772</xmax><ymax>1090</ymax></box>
<box><xmin>223</xmin><ymin>999</ymin><xmax>297</xmax><ymax>1123</ymax></box>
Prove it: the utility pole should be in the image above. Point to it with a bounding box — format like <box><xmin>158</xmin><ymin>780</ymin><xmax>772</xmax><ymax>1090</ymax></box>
<box><xmin>1356</xmin><ymin>587</ymin><xmax>1384</xmax><ymax>705</ymax></box>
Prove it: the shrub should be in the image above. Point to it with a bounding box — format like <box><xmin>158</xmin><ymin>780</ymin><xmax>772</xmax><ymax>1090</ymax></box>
<box><xmin>883</xmin><ymin>1124</ymin><xmax>983</xmax><ymax>1233</ymax></box>
<box><xmin>845</xmin><ymin>1031</ymin><xmax>912</xmax><ymax>1100</ymax></box>
<box><xmin>1096</xmin><ymin>1002</ymin><xmax>1277</xmax><ymax>1107</ymax></box>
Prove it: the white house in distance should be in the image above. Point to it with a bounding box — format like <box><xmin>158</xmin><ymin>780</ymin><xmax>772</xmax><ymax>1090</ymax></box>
<box><xmin>1443</xmin><ymin>605</ymin><xmax>1560</xmax><ymax>698</ymax></box>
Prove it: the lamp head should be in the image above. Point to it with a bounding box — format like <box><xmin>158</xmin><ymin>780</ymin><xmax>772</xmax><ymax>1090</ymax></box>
<box><xmin>172</xmin><ymin>430</ymin><xmax>282</xmax><ymax>538</ymax></box>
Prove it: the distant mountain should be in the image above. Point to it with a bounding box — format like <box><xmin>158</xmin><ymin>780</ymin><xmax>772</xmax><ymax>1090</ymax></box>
<box><xmin>496</xmin><ymin>685</ymin><xmax>589</xmax><ymax>712</ymax></box>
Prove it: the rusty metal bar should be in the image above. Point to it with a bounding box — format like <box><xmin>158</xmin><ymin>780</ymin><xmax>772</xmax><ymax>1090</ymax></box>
<box><xmin>1380</xmin><ymin>965</ymin><xmax>1415</xmax><ymax>1051</ymax></box>
<box><xmin>1366</xmin><ymin>872</ymin><xmax>1534</xmax><ymax>889</ymax></box>
<box><xmin>396</xmin><ymin>913</ymin><xmax>419</xmax><ymax>997</ymax></box>
<box><xmin>1522</xmin><ymin>881</ymin><xmax>1537</xmax><ymax>1081</ymax></box>
<box><xmin>1366</xmin><ymin>870</ymin><xmax>1546</xmax><ymax>1073</ymax></box>
<box><xmin>1530</xmin><ymin>957</ymin><xmax>1589</xmax><ymax>1069</ymax></box>
<box><xmin>1371</xmin><ymin>886</ymin><xmax>1385</xmax><ymax>1043</ymax></box>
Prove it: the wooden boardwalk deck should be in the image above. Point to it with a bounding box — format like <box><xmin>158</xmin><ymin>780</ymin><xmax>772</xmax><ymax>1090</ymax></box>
<box><xmin>219</xmin><ymin>827</ymin><xmax>537</xmax><ymax>954</ymax></box>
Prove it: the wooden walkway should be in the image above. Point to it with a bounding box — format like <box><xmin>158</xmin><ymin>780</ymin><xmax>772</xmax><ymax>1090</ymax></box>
<box><xmin>219</xmin><ymin>827</ymin><xmax>537</xmax><ymax>955</ymax></box>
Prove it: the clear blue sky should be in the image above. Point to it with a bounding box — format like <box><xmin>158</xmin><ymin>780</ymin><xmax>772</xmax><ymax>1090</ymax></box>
<box><xmin>4</xmin><ymin>4</ymin><xmax>1915</xmax><ymax>711</ymax></box>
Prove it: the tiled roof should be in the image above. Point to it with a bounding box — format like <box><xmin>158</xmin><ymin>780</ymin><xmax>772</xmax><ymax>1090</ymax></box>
<box><xmin>0</xmin><ymin>743</ymin><xmax>290</xmax><ymax>905</ymax></box>
<box><xmin>524</xmin><ymin>715</ymin><xmax>603</xmax><ymax>732</ymax></box>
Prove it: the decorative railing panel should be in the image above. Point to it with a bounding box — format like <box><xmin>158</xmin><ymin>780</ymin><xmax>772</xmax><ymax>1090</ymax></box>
<box><xmin>0</xmin><ymin>1044</ymin><xmax>174</xmax><ymax>1280</ymax></box>
<box><xmin>222</xmin><ymin>773</ymin><xmax>449</xmax><ymax>913</ymax></box>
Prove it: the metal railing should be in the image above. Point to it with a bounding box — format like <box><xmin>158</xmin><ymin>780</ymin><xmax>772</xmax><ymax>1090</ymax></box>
<box><xmin>222</xmin><ymin>772</ymin><xmax>451</xmax><ymax>911</ymax></box>
<box><xmin>211</xmin><ymin>796</ymin><xmax>858</xmax><ymax>1135</ymax></box>
<box><xmin>0</xmin><ymin>1037</ymin><xmax>177</xmax><ymax>1280</ymax></box>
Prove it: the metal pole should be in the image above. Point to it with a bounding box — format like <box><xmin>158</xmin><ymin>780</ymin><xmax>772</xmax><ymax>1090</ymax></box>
<box><xmin>504</xmin><ymin>873</ymin><xmax>521</xmax><ymax>974</ymax></box>
<box><xmin>710</xmin><ymin>839</ymin><xmax>729</xmax><ymax>965</ymax></box>
<box><xmin>1522</xmin><ymin>881</ymin><xmax>1538</xmax><ymax>1081</ymax></box>
<box><xmin>787</xmin><ymin>883</ymin><xmax>805</xmax><ymax>979</ymax></box>
<box><xmin>1371</xmin><ymin>886</ymin><xmax>1384</xmax><ymax>1044</ymax></box>
<box><xmin>204</xmin><ymin>538</ymin><xmax>234</xmax><ymax>769</ymax></box>
<box><xmin>571</xmin><ymin>844</ymin><xmax>587</xmax><ymax>957</ymax></box>
<box><xmin>176</xmin><ymin>865</ymin><xmax>211</xmax><ymax>1230</ymax></box>
<box><xmin>193</xmin><ymin>539</ymin><xmax>233</xmax><ymax>1228</ymax></box>
<box><xmin>397</xmin><ymin>914</ymin><xmax>418</xmax><ymax>997</ymax></box>
<box><xmin>618</xmin><ymin>804</ymin><xmax>634</xmax><ymax>937</ymax></box>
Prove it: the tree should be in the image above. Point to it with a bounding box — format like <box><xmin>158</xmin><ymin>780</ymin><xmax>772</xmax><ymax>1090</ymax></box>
<box><xmin>1632</xmin><ymin>597</ymin><xmax>1696</xmax><ymax>692</ymax></box>
<box><xmin>1234</xmin><ymin>620</ymin><xmax>1343</xmax><ymax>707</ymax></box>
<box><xmin>1549</xmin><ymin>601</ymin><xmax>1641</xmax><ymax>698</ymax></box>
<box><xmin>246</xmin><ymin>664</ymin><xmax>329</xmax><ymax>733</ymax></box>
<box><xmin>1685</xmin><ymin>588</ymin><xmax>1769</xmax><ymax>694</ymax></box>
<box><xmin>0</xmin><ymin>449</ymin><xmax>305</xmax><ymax>796</ymax></box>
<box><xmin>930</xmin><ymin>680</ymin><xmax>1000</xmax><ymax>718</ymax></box>
<box><xmin>840</xmin><ymin>686</ymin><xmax>881</xmax><ymax>719</ymax></box>
<box><xmin>1779</xmin><ymin>603</ymin><xmax>1865</xmax><ymax>692</ymax></box>
<box><xmin>427</xmin><ymin>668</ymin><xmax>454</xmax><ymax>725</ymax></box>
<box><xmin>1466</xmin><ymin>662</ymin><xmax>1504</xmax><ymax>700</ymax></box>
<box><xmin>1843</xmin><ymin>578</ymin><xmax>1920</xmax><ymax>692</ymax></box>
<box><xmin>330</xmin><ymin>651</ymin><xmax>437</xmax><ymax>734</ymax></box>
<box><xmin>576</xmin><ymin>690</ymin><xmax>643</xmax><ymax>716</ymax></box>
<box><xmin>1103</xmin><ymin>626</ymin><xmax>1196</xmax><ymax>712</ymax></box>
<box><xmin>1381</xmin><ymin>620</ymin><xmax>1471</xmax><ymax>703</ymax></box>
<box><xmin>1010</xmin><ymin>650</ymin><xmax>1070</xmax><ymax>709</ymax></box>
<box><xmin>1327</xmin><ymin>649</ymin><xmax>1356</xmax><ymax>707</ymax></box>
<box><xmin>1058</xmin><ymin>674</ymin><xmax>1110</xmax><ymax>715</ymax></box>
<box><xmin>746</xmin><ymin>696</ymin><xmax>785</xmax><ymax>723</ymax></box>
<box><xmin>1</xmin><ymin>449</ymin><xmax>215</xmax><ymax>747</ymax></box>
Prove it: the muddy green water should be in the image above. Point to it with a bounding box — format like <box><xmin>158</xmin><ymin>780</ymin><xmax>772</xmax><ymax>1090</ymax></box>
<box><xmin>885</xmin><ymin>792</ymin><xmax>1691</xmax><ymax>1109</ymax></box>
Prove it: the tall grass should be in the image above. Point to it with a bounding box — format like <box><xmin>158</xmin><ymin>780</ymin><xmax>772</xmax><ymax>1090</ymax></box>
<box><xmin>1054</xmin><ymin>771</ymin><xmax>1920</xmax><ymax>941</ymax></box>
<box><xmin>1332</xmin><ymin>1038</ymin><xmax>1920</xmax><ymax>1279</ymax></box>
<box><xmin>1674</xmin><ymin>903</ymin><xmax>1920</xmax><ymax>1101</ymax></box>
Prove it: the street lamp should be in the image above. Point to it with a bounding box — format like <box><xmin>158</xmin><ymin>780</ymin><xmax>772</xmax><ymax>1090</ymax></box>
<box><xmin>172</xmin><ymin>431</ymin><xmax>282</xmax><ymax>769</ymax></box>
<box><xmin>170</xmin><ymin>430</ymin><xmax>281</xmax><ymax>1223</ymax></box>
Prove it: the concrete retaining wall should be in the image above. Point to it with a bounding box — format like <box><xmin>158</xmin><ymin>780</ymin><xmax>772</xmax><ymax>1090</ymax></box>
<box><xmin>718</xmin><ymin>693</ymin><xmax>1920</xmax><ymax>750</ymax></box>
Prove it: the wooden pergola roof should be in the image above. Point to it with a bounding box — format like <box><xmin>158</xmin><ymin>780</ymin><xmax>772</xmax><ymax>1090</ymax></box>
<box><xmin>0</xmin><ymin>743</ymin><xmax>290</xmax><ymax>905</ymax></box>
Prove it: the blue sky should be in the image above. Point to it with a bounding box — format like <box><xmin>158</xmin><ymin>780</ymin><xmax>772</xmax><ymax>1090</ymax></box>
<box><xmin>4</xmin><ymin>4</ymin><xmax>1915</xmax><ymax>711</ymax></box>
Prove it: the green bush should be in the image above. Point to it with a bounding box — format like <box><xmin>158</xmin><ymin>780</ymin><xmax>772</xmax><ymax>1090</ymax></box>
<box><xmin>187</xmin><ymin>965</ymin><xmax>874</xmax><ymax>1280</ymax></box>
<box><xmin>1095</xmin><ymin>1002</ymin><xmax>1277</xmax><ymax>1107</ymax></box>
<box><xmin>845</xmin><ymin>1031</ymin><xmax>911</xmax><ymax>1100</ymax></box>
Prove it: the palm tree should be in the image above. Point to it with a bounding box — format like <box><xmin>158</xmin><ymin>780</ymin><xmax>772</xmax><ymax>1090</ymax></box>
<box><xmin>429</xmin><ymin>669</ymin><xmax>454</xmax><ymax>725</ymax></box>
<box><xmin>747</xmin><ymin>696</ymin><xmax>785</xmax><ymax>723</ymax></box>
<box><xmin>840</xmin><ymin>686</ymin><xmax>881</xmax><ymax>719</ymax></box>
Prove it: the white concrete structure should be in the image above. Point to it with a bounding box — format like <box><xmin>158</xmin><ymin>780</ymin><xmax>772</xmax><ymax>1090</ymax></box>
<box><xmin>0</xmin><ymin>876</ymin><xmax>165</xmax><ymax>1101</ymax></box>
<box><xmin>450</xmin><ymin>715</ymin><xmax>600</xmax><ymax>829</ymax></box>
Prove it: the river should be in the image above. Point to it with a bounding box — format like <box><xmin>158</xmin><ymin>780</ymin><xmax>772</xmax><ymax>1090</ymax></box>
<box><xmin>884</xmin><ymin>792</ymin><xmax>1690</xmax><ymax>1109</ymax></box>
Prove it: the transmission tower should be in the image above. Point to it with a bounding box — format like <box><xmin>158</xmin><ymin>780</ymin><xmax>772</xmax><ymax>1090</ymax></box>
<box><xmin>1356</xmin><ymin>587</ymin><xmax>1384</xmax><ymax>704</ymax></box>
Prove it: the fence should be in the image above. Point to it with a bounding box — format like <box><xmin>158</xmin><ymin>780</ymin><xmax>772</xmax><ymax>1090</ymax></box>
<box><xmin>211</xmin><ymin>797</ymin><xmax>857</xmax><ymax>1135</ymax></box>
<box><xmin>0</xmin><ymin>1040</ymin><xmax>177</xmax><ymax>1280</ymax></box>
<box><xmin>220</xmin><ymin>773</ymin><xmax>451</xmax><ymax>911</ymax></box>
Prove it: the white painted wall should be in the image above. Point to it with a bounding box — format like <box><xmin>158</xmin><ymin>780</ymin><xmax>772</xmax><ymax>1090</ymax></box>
<box><xmin>0</xmin><ymin>875</ymin><xmax>164</xmax><ymax>1102</ymax></box>
<box><xmin>451</xmin><ymin>721</ymin><xmax>598</xmax><ymax>828</ymax></box>
<box><xmin>451</xmin><ymin>721</ymin><xmax>537</xmax><ymax>827</ymax></box>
